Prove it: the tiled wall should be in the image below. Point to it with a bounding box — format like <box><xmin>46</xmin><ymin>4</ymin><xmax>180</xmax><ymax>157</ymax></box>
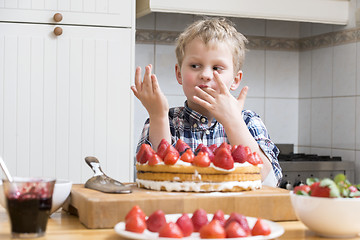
<box><xmin>134</xmin><ymin>6</ymin><xmax>360</xmax><ymax>182</ymax></box>
<box><xmin>298</xmin><ymin>26</ymin><xmax>360</xmax><ymax>182</ymax></box>
<box><xmin>134</xmin><ymin>13</ymin><xmax>300</xmax><ymax>148</ymax></box>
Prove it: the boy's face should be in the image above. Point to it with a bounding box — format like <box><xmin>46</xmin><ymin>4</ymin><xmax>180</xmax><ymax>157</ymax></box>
<box><xmin>175</xmin><ymin>38</ymin><xmax>242</xmax><ymax>113</ymax></box>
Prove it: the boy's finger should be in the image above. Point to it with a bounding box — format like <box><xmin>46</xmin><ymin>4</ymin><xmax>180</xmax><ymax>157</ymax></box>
<box><xmin>198</xmin><ymin>86</ymin><xmax>217</xmax><ymax>98</ymax></box>
<box><xmin>151</xmin><ymin>74</ymin><xmax>160</xmax><ymax>93</ymax></box>
<box><xmin>147</xmin><ymin>64</ymin><xmax>153</xmax><ymax>78</ymax></box>
<box><xmin>134</xmin><ymin>66</ymin><xmax>142</xmax><ymax>91</ymax></box>
<box><xmin>192</xmin><ymin>95</ymin><xmax>212</xmax><ymax>110</ymax></box>
<box><xmin>237</xmin><ymin>86</ymin><xmax>248</xmax><ymax>102</ymax></box>
<box><xmin>213</xmin><ymin>71</ymin><xmax>227</xmax><ymax>93</ymax></box>
<box><xmin>130</xmin><ymin>86</ymin><xmax>139</xmax><ymax>99</ymax></box>
<box><xmin>142</xmin><ymin>65</ymin><xmax>153</xmax><ymax>90</ymax></box>
<box><xmin>194</xmin><ymin>86</ymin><xmax>215</xmax><ymax>104</ymax></box>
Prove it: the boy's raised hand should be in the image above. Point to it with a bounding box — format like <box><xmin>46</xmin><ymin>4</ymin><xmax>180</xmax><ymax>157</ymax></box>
<box><xmin>193</xmin><ymin>71</ymin><xmax>248</xmax><ymax>128</ymax></box>
<box><xmin>131</xmin><ymin>65</ymin><xmax>169</xmax><ymax>119</ymax></box>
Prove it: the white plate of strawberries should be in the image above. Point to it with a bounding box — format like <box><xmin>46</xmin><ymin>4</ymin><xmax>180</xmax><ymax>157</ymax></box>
<box><xmin>114</xmin><ymin>206</ymin><xmax>284</xmax><ymax>239</ymax></box>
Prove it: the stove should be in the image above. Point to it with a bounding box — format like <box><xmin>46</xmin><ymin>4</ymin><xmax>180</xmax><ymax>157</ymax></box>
<box><xmin>277</xmin><ymin>144</ymin><xmax>355</xmax><ymax>190</ymax></box>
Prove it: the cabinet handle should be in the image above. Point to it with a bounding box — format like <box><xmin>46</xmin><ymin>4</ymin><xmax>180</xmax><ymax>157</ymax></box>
<box><xmin>53</xmin><ymin>13</ymin><xmax>63</xmax><ymax>22</ymax></box>
<box><xmin>54</xmin><ymin>27</ymin><xmax>63</xmax><ymax>36</ymax></box>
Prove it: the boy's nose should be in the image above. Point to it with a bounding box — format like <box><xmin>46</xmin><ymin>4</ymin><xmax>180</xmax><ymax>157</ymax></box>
<box><xmin>200</xmin><ymin>67</ymin><xmax>213</xmax><ymax>81</ymax></box>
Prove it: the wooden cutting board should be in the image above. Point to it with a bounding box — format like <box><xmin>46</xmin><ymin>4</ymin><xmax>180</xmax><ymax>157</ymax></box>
<box><xmin>64</xmin><ymin>184</ymin><xmax>297</xmax><ymax>229</ymax></box>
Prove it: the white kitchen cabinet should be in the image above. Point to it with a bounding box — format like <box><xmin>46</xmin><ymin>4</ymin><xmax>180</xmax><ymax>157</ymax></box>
<box><xmin>0</xmin><ymin>0</ymin><xmax>132</xmax><ymax>27</ymax></box>
<box><xmin>137</xmin><ymin>0</ymin><xmax>349</xmax><ymax>25</ymax></box>
<box><xmin>0</xmin><ymin>1</ymin><xmax>135</xmax><ymax>183</ymax></box>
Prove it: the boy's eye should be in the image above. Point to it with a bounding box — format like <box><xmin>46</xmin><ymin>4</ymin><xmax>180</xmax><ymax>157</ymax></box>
<box><xmin>191</xmin><ymin>64</ymin><xmax>199</xmax><ymax>69</ymax></box>
<box><xmin>213</xmin><ymin>66</ymin><xmax>223</xmax><ymax>71</ymax></box>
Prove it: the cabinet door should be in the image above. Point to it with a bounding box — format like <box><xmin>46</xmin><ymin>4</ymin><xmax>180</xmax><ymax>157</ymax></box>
<box><xmin>0</xmin><ymin>0</ymin><xmax>133</xmax><ymax>27</ymax></box>
<box><xmin>0</xmin><ymin>22</ymin><xmax>133</xmax><ymax>183</ymax></box>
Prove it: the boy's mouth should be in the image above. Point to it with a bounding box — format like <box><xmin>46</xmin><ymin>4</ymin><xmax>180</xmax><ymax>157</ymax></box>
<box><xmin>198</xmin><ymin>84</ymin><xmax>208</xmax><ymax>89</ymax></box>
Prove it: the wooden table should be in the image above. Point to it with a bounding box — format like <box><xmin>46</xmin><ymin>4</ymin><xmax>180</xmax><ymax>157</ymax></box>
<box><xmin>0</xmin><ymin>207</ymin><xmax>359</xmax><ymax>240</ymax></box>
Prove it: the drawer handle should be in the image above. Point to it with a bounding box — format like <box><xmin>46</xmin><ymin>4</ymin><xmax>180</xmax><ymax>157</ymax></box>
<box><xmin>54</xmin><ymin>27</ymin><xmax>63</xmax><ymax>36</ymax></box>
<box><xmin>53</xmin><ymin>13</ymin><xmax>63</xmax><ymax>22</ymax></box>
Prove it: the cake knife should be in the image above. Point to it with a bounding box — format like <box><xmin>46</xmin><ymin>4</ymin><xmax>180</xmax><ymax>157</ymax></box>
<box><xmin>84</xmin><ymin>156</ymin><xmax>132</xmax><ymax>194</ymax></box>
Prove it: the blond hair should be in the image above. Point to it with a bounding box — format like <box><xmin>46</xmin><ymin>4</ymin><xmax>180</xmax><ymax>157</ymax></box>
<box><xmin>175</xmin><ymin>17</ymin><xmax>248</xmax><ymax>73</ymax></box>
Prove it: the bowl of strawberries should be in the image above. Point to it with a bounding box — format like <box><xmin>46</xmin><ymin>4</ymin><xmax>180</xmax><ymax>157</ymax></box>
<box><xmin>290</xmin><ymin>174</ymin><xmax>360</xmax><ymax>238</ymax></box>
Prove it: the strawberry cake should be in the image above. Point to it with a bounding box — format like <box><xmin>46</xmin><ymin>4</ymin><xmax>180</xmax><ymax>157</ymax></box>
<box><xmin>135</xmin><ymin>139</ymin><xmax>263</xmax><ymax>192</ymax></box>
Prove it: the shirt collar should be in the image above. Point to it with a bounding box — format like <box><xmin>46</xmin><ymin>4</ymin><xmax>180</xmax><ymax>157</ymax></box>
<box><xmin>183</xmin><ymin>101</ymin><xmax>216</xmax><ymax>127</ymax></box>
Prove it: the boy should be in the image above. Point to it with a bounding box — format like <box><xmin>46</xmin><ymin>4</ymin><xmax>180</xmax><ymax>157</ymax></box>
<box><xmin>131</xmin><ymin>18</ymin><xmax>282</xmax><ymax>186</ymax></box>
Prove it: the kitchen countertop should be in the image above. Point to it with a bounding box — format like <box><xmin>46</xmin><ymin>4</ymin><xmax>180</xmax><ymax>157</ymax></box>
<box><xmin>0</xmin><ymin>207</ymin><xmax>359</xmax><ymax>240</ymax></box>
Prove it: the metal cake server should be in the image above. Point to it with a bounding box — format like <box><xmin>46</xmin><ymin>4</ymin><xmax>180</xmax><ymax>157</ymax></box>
<box><xmin>84</xmin><ymin>156</ymin><xmax>132</xmax><ymax>194</ymax></box>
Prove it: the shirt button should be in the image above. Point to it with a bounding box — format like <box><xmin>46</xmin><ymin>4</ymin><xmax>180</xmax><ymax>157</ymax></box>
<box><xmin>193</xmin><ymin>123</ymin><xmax>197</xmax><ymax>128</ymax></box>
<box><xmin>205</xmin><ymin>130</ymin><xmax>210</xmax><ymax>135</ymax></box>
<box><xmin>201</xmin><ymin>118</ymin><xmax>206</xmax><ymax>123</ymax></box>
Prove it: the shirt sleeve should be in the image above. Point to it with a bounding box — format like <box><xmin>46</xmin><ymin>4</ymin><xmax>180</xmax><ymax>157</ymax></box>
<box><xmin>135</xmin><ymin>118</ymin><xmax>152</xmax><ymax>153</ymax></box>
<box><xmin>243</xmin><ymin>110</ymin><xmax>283</xmax><ymax>186</ymax></box>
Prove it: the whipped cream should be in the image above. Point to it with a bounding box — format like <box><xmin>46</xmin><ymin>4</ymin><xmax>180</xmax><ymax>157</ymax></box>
<box><xmin>137</xmin><ymin>160</ymin><xmax>259</xmax><ymax>171</ymax></box>
<box><xmin>136</xmin><ymin>179</ymin><xmax>262</xmax><ymax>192</ymax></box>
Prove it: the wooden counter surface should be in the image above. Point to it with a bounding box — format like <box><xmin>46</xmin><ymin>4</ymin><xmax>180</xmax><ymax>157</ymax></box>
<box><xmin>0</xmin><ymin>207</ymin><xmax>359</xmax><ymax>240</ymax></box>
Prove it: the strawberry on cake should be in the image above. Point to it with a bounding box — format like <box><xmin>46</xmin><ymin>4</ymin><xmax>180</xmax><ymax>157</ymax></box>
<box><xmin>135</xmin><ymin>139</ymin><xmax>263</xmax><ymax>192</ymax></box>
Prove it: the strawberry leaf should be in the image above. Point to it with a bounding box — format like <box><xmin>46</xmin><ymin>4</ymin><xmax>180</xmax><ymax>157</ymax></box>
<box><xmin>320</xmin><ymin>178</ymin><xmax>340</xmax><ymax>198</ymax></box>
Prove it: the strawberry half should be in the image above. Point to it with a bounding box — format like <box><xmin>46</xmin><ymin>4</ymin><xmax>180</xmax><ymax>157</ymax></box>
<box><xmin>251</xmin><ymin>218</ymin><xmax>271</xmax><ymax>236</ymax></box>
<box><xmin>148</xmin><ymin>153</ymin><xmax>162</xmax><ymax>166</ymax></box>
<box><xmin>195</xmin><ymin>143</ymin><xmax>205</xmax><ymax>155</ymax></box>
<box><xmin>180</xmin><ymin>149</ymin><xmax>195</xmax><ymax>163</ymax></box>
<box><xmin>193</xmin><ymin>152</ymin><xmax>211</xmax><ymax>167</ymax></box>
<box><xmin>310</xmin><ymin>182</ymin><xmax>330</xmax><ymax>198</ymax></box>
<box><xmin>191</xmin><ymin>209</ymin><xmax>209</xmax><ymax>232</ymax></box>
<box><xmin>224</xmin><ymin>212</ymin><xmax>250</xmax><ymax>236</ymax></box>
<box><xmin>164</xmin><ymin>151</ymin><xmax>179</xmax><ymax>165</ymax></box>
<box><xmin>146</xmin><ymin>210</ymin><xmax>167</xmax><ymax>232</ymax></box>
<box><xmin>159</xmin><ymin>222</ymin><xmax>184</xmax><ymax>238</ymax></box>
<box><xmin>125</xmin><ymin>214</ymin><xmax>147</xmax><ymax>233</ymax></box>
<box><xmin>157</xmin><ymin>139</ymin><xmax>171</xmax><ymax>159</ymax></box>
<box><xmin>199</xmin><ymin>219</ymin><xmax>226</xmax><ymax>239</ymax></box>
<box><xmin>213</xmin><ymin>147</ymin><xmax>234</xmax><ymax>170</ymax></box>
<box><xmin>125</xmin><ymin>205</ymin><xmax>146</xmax><ymax>222</ymax></box>
<box><xmin>231</xmin><ymin>145</ymin><xmax>251</xmax><ymax>163</ymax></box>
<box><xmin>163</xmin><ymin>145</ymin><xmax>180</xmax><ymax>165</ymax></box>
<box><xmin>195</xmin><ymin>144</ymin><xmax>214</xmax><ymax>162</ymax></box>
<box><xmin>310</xmin><ymin>178</ymin><xmax>341</xmax><ymax>198</ymax></box>
<box><xmin>225</xmin><ymin>221</ymin><xmax>248</xmax><ymax>238</ymax></box>
<box><xmin>214</xmin><ymin>142</ymin><xmax>232</xmax><ymax>155</ymax></box>
<box><xmin>246</xmin><ymin>152</ymin><xmax>263</xmax><ymax>165</ymax></box>
<box><xmin>212</xmin><ymin>210</ymin><xmax>226</xmax><ymax>227</ymax></box>
<box><xmin>136</xmin><ymin>144</ymin><xmax>155</xmax><ymax>164</ymax></box>
<box><xmin>176</xmin><ymin>213</ymin><xmax>194</xmax><ymax>237</ymax></box>
<box><xmin>175</xmin><ymin>139</ymin><xmax>191</xmax><ymax>154</ymax></box>
<box><xmin>208</xmin><ymin>144</ymin><xmax>218</xmax><ymax>153</ymax></box>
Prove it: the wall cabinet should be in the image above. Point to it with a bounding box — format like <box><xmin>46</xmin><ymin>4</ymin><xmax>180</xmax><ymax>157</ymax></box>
<box><xmin>137</xmin><ymin>0</ymin><xmax>349</xmax><ymax>25</ymax></box>
<box><xmin>0</xmin><ymin>0</ymin><xmax>135</xmax><ymax>183</ymax></box>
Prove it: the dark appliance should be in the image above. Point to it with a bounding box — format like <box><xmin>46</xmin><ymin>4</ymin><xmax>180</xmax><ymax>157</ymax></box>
<box><xmin>277</xmin><ymin>144</ymin><xmax>355</xmax><ymax>190</ymax></box>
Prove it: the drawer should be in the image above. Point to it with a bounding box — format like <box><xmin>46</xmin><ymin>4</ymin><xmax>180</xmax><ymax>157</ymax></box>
<box><xmin>0</xmin><ymin>0</ymin><xmax>133</xmax><ymax>27</ymax></box>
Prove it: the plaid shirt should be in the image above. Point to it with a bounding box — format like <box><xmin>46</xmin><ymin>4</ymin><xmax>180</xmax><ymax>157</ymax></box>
<box><xmin>136</xmin><ymin>102</ymin><xmax>282</xmax><ymax>185</ymax></box>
